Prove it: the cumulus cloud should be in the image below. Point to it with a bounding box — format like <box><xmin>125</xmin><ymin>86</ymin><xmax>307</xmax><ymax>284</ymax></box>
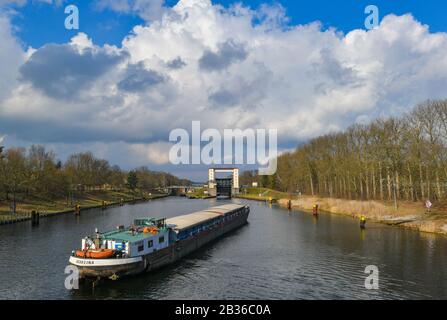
<box><xmin>199</xmin><ymin>39</ymin><xmax>248</xmax><ymax>71</ymax></box>
<box><xmin>19</xmin><ymin>41</ymin><xmax>127</xmax><ymax>99</ymax></box>
<box><xmin>129</xmin><ymin>141</ymin><xmax>172</xmax><ymax>165</ymax></box>
<box><xmin>118</xmin><ymin>62</ymin><xmax>165</xmax><ymax>92</ymax></box>
<box><xmin>2</xmin><ymin>0</ymin><xmax>447</xmax><ymax>170</ymax></box>
<box><xmin>166</xmin><ymin>57</ymin><xmax>186</xmax><ymax>69</ymax></box>
<box><xmin>0</xmin><ymin>14</ymin><xmax>25</xmax><ymax>101</ymax></box>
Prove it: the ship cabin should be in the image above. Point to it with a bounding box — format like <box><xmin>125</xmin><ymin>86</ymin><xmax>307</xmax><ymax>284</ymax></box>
<box><xmin>166</xmin><ymin>204</ymin><xmax>249</xmax><ymax>242</ymax></box>
<box><xmin>84</xmin><ymin>217</ymin><xmax>170</xmax><ymax>258</ymax></box>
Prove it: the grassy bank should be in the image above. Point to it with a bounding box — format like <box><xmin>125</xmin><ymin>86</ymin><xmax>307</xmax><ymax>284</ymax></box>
<box><xmin>235</xmin><ymin>188</ymin><xmax>292</xmax><ymax>201</ymax></box>
<box><xmin>0</xmin><ymin>190</ymin><xmax>168</xmax><ymax>225</ymax></box>
<box><xmin>186</xmin><ymin>188</ymin><xmax>215</xmax><ymax>199</ymax></box>
<box><xmin>236</xmin><ymin>188</ymin><xmax>447</xmax><ymax>236</ymax></box>
<box><xmin>279</xmin><ymin>196</ymin><xmax>447</xmax><ymax>235</ymax></box>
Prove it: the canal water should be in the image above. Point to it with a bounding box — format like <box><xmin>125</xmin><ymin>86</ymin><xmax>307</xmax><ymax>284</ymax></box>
<box><xmin>0</xmin><ymin>197</ymin><xmax>446</xmax><ymax>300</ymax></box>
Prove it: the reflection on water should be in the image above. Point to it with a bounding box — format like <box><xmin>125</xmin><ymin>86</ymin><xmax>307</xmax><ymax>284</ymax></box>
<box><xmin>0</xmin><ymin>197</ymin><xmax>446</xmax><ymax>300</ymax></box>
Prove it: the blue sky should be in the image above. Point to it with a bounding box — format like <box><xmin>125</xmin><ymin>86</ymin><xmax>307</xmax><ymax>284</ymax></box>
<box><xmin>2</xmin><ymin>0</ymin><xmax>447</xmax><ymax>179</ymax></box>
<box><xmin>11</xmin><ymin>0</ymin><xmax>447</xmax><ymax>48</ymax></box>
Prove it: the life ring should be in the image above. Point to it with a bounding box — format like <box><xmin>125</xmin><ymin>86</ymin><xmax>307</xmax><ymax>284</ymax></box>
<box><xmin>143</xmin><ymin>227</ymin><xmax>159</xmax><ymax>234</ymax></box>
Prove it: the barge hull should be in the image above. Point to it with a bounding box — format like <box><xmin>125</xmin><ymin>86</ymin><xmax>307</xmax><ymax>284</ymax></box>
<box><xmin>71</xmin><ymin>209</ymin><xmax>249</xmax><ymax>279</ymax></box>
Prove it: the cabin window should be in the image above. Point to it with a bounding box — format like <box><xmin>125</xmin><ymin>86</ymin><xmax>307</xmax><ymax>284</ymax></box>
<box><xmin>148</xmin><ymin>240</ymin><xmax>153</xmax><ymax>248</ymax></box>
<box><xmin>138</xmin><ymin>244</ymin><xmax>144</xmax><ymax>252</ymax></box>
<box><xmin>159</xmin><ymin>236</ymin><xmax>165</xmax><ymax>243</ymax></box>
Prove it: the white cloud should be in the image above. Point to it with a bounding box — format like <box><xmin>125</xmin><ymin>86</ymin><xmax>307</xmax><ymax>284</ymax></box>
<box><xmin>2</xmin><ymin>0</ymin><xmax>447</xmax><ymax>170</ymax></box>
<box><xmin>70</xmin><ymin>32</ymin><xmax>94</xmax><ymax>51</ymax></box>
<box><xmin>0</xmin><ymin>14</ymin><xmax>25</xmax><ymax>102</ymax></box>
<box><xmin>130</xmin><ymin>141</ymin><xmax>172</xmax><ymax>165</ymax></box>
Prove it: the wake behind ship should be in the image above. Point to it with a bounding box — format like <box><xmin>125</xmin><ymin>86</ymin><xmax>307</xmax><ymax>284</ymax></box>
<box><xmin>69</xmin><ymin>204</ymin><xmax>250</xmax><ymax>280</ymax></box>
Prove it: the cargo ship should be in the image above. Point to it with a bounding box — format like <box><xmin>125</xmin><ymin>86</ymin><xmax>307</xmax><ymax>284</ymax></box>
<box><xmin>68</xmin><ymin>204</ymin><xmax>250</xmax><ymax>280</ymax></box>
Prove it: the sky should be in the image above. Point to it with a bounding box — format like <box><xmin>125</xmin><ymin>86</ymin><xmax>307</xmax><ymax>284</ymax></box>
<box><xmin>8</xmin><ymin>1</ymin><xmax>447</xmax><ymax>47</ymax></box>
<box><xmin>1</xmin><ymin>0</ymin><xmax>447</xmax><ymax>180</ymax></box>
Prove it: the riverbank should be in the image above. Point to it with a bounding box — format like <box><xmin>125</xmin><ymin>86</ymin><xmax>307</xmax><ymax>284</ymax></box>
<box><xmin>279</xmin><ymin>197</ymin><xmax>447</xmax><ymax>236</ymax></box>
<box><xmin>235</xmin><ymin>188</ymin><xmax>447</xmax><ymax>236</ymax></box>
<box><xmin>0</xmin><ymin>190</ymin><xmax>168</xmax><ymax>225</ymax></box>
<box><xmin>236</xmin><ymin>188</ymin><xmax>290</xmax><ymax>201</ymax></box>
<box><xmin>186</xmin><ymin>188</ymin><xmax>215</xmax><ymax>199</ymax></box>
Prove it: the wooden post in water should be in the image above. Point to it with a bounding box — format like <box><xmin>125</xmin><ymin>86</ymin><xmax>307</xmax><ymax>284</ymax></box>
<box><xmin>313</xmin><ymin>204</ymin><xmax>319</xmax><ymax>216</ymax></box>
<box><xmin>31</xmin><ymin>210</ymin><xmax>40</xmax><ymax>226</ymax></box>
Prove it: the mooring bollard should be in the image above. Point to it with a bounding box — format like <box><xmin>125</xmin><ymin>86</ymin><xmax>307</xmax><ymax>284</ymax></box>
<box><xmin>74</xmin><ymin>204</ymin><xmax>81</xmax><ymax>216</ymax></box>
<box><xmin>313</xmin><ymin>204</ymin><xmax>319</xmax><ymax>216</ymax></box>
<box><xmin>360</xmin><ymin>216</ymin><xmax>367</xmax><ymax>229</ymax></box>
<box><xmin>31</xmin><ymin>210</ymin><xmax>40</xmax><ymax>226</ymax></box>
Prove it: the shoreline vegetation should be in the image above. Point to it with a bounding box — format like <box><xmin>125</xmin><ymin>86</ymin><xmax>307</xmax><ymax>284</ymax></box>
<box><xmin>235</xmin><ymin>188</ymin><xmax>447</xmax><ymax>236</ymax></box>
<box><xmin>0</xmin><ymin>145</ymin><xmax>190</xmax><ymax>225</ymax></box>
<box><xmin>0</xmin><ymin>190</ymin><xmax>168</xmax><ymax>225</ymax></box>
<box><xmin>186</xmin><ymin>188</ymin><xmax>214</xmax><ymax>199</ymax></box>
<box><xmin>237</xmin><ymin>100</ymin><xmax>447</xmax><ymax>236</ymax></box>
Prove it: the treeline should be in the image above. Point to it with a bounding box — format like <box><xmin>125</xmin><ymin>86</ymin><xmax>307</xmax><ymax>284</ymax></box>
<box><xmin>0</xmin><ymin>145</ymin><xmax>190</xmax><ymax>201</ymax></box>
<box><xmin>274</xmin><ymin>99</ymin><xmax>447</xmax><ymax>202</ymax></box>
<box><xmin>239</xmin><ymin>170</ymin><xmax>277</xmax><ymax>191</ymax></box>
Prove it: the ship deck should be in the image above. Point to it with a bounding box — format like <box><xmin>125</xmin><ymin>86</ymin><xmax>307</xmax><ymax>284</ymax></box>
<box><xmin>101</xmin><ymin>204</ymin><xmax>246</xmax><ymax>242</ymax></box>
<box><xmin>102</xmin><ymin>230</ymin><xmax>158</xmax><ymax>242</ymax></box>
<box><xmin>166</xmin><ymin>204</ymin><xmax>246</xmax><ymax>232</ymax></box>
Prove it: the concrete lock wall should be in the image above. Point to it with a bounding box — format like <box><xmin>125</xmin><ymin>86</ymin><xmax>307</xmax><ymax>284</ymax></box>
<box><xmin>208</xmin><ymin>168</ymin><xmax>240</xmax><ymax>197</ymax></box>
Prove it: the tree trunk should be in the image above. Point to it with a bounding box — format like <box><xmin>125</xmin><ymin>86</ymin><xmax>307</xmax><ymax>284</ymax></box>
<box><xmin>343</xmin><ymin>177</ymin><xmax>347</xmax><ymax>199</ymax></box>
<box><xmin>360</xmin><ymin>174</ymin><xmax>364</xmax><ymax>200</ymax></box>
<box><xmin>379</xmin><ymin>162</ymin><xmax>384</xmax><ymax>200</ymax></box>
<box><xmin>372</xmin><ymin>168</ymin><xmax>376</xmax><ymax>200</ymax></box>
<box><xmin>348</xmin><ymin>172</ymin><xmax>352</xmax><ymax>199</ymax></box>
<box><xmin>387</xmin><ymin>168</ymin><xmax>392</xmax><ymax>201</ymax></box>
<box><xmin>309</xmin><ymin>174</ymin><xmax>314</xmax><ymax>196</ymax></box>
<box><xmin>436</xmin><ymin>167</ymin><xmax>442</xmax><ymax>200</ymax></box>
<box><xmin>12</xmin><ymin>190</ymin><xmax>16</xmax><ymax>214</ymax></box>
<box><xmin>407</xmin><ymin>163</ymin><xmax>414</xmax><ymax>201</ymax></box>
<box><xmin>339</xmin><ymin>177</ymin><xmax>343</xmax><ymax>199</ymax></box>
<box><xmin>365</xmin><ymin>167</ymin><xmax>370</xmax><ymax>200</ymax></box>
<box><xmin>419</xmin><ymin>163</ymin><xmax>425</xmax><ymax>200</ymax></box>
